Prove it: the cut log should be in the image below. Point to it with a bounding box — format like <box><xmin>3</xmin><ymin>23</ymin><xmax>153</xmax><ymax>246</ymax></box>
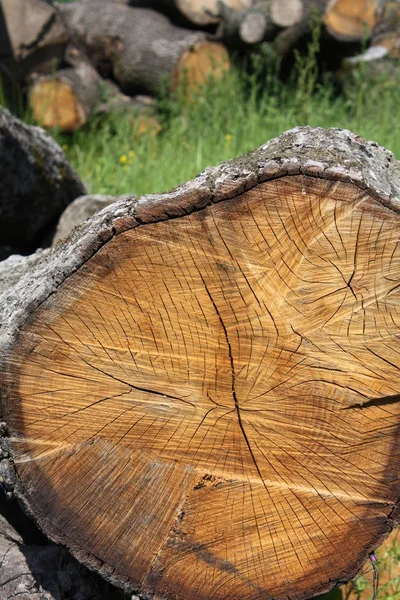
<box><xmin>323</xmin><ymin>0</ymin><xmax>381</xmax><ymax>42</ymax></box>
<box><xmin>127</xmin><ymin>0</ymin><xmax>254</xmax><ymax>27</ymax></box>
<box><xmin>1</xmin><ymin>126</ymin><xmax>400</xmax><ymax>599</ymax></box>
<box><xmin>0</xmin><ymin>0</ymin><xmax>69</xmax><ymax>80</ymax></box>
<box><xmin>215</xmin><ymin>0</ymin><xmax>306</xmax><ymax>47</ymax></box>
<box><xmin>0</xmin><ymin>107</ymin><xmax>86</xmax><ymax>259</ymax></box>
<box><xmin>29</xmin><ymin>61</ymin><xmax>157</xmax><ymax>132</ymax></box>
<box><xmin>59</xmin><ymin>0</ymin><xmax>230</xmax><ymax>95</ymax></box>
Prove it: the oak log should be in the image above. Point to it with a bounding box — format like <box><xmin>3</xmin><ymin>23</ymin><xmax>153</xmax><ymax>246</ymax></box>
<box><xmin>1</xmin><ymin>127</ymin><xmax>400</xmax><ymax>600</ymax></box>
<box><xmin>59</xmin><ymin>0</ymin><xmax>230</xmax><ymax>95</ymax></box>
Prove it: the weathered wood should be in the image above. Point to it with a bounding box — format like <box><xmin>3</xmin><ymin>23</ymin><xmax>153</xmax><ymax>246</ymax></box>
<box><xmin>0</xmin><ymin>507</ymin><xmax>130</xmax><ymax>599</ymax></box>
<box><xmin>60</xmin><ymin>0</ymin><xmax>230</xmax><ymax>95</ymax></box>
<box><xmin>53</xmin><ymin>194</ymin><xmax>119</xmax><ymax>243</ymax></box>
<box><xmin>0</xmin><ymin>107</ymin><xmax>86</xmax><ymax>259</ymax></box>
<box><xmin>1</xmin><ymin>127</ymin><xmax>400</xmax><ymax>600</ymax></box>
<box><xmin>0</xmin><ymin>0</ymin><xmax>69</xmax><ymax>80</ymax></box>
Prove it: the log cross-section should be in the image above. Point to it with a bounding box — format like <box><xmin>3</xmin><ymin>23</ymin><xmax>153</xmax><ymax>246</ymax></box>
<box><xmin>1</xmin><ymin>127</ymin><xmax>400</xmax><ymax>600</ymax></box>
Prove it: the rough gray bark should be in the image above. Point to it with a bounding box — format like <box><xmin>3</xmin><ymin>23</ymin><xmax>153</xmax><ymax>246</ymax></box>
<box><xmin>0</xmin><ymin>0</ymin><xmax>69</xmax><ymax>80</ymax></box>
<box><xmin>0</xmin><ymin>510</ymin><xmax>131</xmax><ymax>599</ymax></box>
<box><xmin>53</xmin><ymin>194</ymin><xmax>120</xmax><ymax>243</ymax></box>
<box><xmin>1</xmin><ymin>126</ymin><xmax>400</xmax><ymax>599</ymax></box>
<box><xmin>0</xmin><ymin>107</ymin><xmax>86</xmax><ymax>259</ymax></box>
<box><xmin>59</xmin><ymin>0</ymin><xmax>227</xmax><ymax>95</ymax></box>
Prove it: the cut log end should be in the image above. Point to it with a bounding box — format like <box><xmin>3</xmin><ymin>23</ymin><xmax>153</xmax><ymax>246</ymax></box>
<box><xmin>1</xmin><ymin>127</ymin><xmax>400</xmax><ymax>600</ymax></box>
<box><xmin>176</xmin><ymin>0</ymin><xmax>253</xmax><ymax>26</ymax></box>
<box><xmin>271</xmin><ymin>0</ymin><xmax>304</xmax><ymax>28</ymax></box>
<box><xmin>324</xmin><ymin>0</ymin><xmax>379</xmax><ymax>42</ymax></box>
<box><xmin>240</xmin><ymin>12</ymin><xmax>268</xmax><ymax>45</ymax></box>
<box><xmin>172</xmin><ymin>40</ymin><xmax>230</xmax><ymax>91</ymax></box>
<box><xmin>29</xmin><ymin>78</ymin><xmax>86</xmax><ymax>132</ymax></box>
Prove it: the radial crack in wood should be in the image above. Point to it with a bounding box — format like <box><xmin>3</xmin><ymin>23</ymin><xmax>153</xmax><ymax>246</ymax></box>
<box><xmin>1</xmin><ymin>126</ymin><xmax>400</xmax><ymax>600</ymax></box>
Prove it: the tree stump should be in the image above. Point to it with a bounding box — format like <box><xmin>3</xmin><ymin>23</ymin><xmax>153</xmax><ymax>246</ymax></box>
<box><xmin>1</xmin><ymin>127</ymin><xmax>400</xmax><ymax>600</ymax></box>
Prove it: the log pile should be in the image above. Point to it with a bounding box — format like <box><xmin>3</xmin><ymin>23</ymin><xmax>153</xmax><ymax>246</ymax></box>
<box><xmin>0</xmin><ymin>0</ymin><xmax>398</xmax><ymax>132</ymax></box>
<box><xmin>1</xmin><ymin>126</ymin><xmax>400</xmax><ymax>600</ymax></box>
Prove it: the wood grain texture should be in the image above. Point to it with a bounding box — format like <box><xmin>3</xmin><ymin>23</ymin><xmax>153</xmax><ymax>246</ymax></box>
<box><xmin>1</xmin><ymin>127</ymin><xmax>400</xmax><ymax>600</ymax></box>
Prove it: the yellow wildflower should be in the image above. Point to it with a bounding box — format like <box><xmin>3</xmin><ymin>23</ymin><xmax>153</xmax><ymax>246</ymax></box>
<box><xmin>62</xmin><ymin>144</ymin><xmax>68</xmax><ymax>151</ymax></box>
<box><xmin>119</xmin><ymin>154</ymin><xmax>128</xmax><ymax>164</ymax></box>
<box><xmin>128</xmin><ymin>150</ymin><xmax>136</xmax><ymax>159</ymax></box>
<box><xmin>225</xmin><ymin>134</ymin><xmax>233</xmax><ymax>146</ymax></box>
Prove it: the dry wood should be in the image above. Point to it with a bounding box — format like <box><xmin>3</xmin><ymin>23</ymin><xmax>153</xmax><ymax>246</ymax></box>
<box><xmin>60</xmin><ymin>0</ymin><xmax>229</xmax><ymax>95</ymax></box>
<box><xmin>0</xmin><ymin>107</ymin><xmax>85</xmax><ymax>259</ymax></box>
<box><xmin>1</xmin><ymin>127</ymin><xmax>400</xmax><ymax>600</ymax></box>
<box><xmin>0</xmin><ymin>0</ymin><xmax>69</xmax><ymax>79</ymax></box>
<box><xmin>323</xmin><ymin>0</ymin><xmax>381</xmax><ymax>42</ymax></box>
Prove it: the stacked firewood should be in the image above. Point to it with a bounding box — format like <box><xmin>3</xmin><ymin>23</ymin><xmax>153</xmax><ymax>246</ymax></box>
<box><xmin>0</xmin><ymin>0</ymin><xmax>398</xmax><ymax>132</ymax></box>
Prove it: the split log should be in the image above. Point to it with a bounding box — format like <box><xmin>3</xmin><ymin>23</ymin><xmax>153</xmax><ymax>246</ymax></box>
<box><xmin>59</xmin><ymin>0</ymin><xmax>230</xmax><ymax>95</ymax></box>
<box><xmin>1</xmin><ymin>126</ymin><xmax>400</xmax><ymax>600</ymax></box>
<box><xmin>0</xmin><ymin>107</ymin><xmax>86</xmax><ymax>259</ymax></box>
<box><xmin>323</xmin><ymin>0</ymin><xmax>381</xmax><ymax>43</ymax></box>
<box><xmin>0</xmin><ymin>0</ymin><xmax>69</xmax><ymax>80</ymax></box>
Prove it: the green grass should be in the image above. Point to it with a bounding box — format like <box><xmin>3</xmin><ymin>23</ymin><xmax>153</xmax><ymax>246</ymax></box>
<box><xmin>47</xmin><ymin>50</ymin><xmax>400</xmax><ymax>198</ymax></box>
<box><xmin>2</xmin><ymin>36</ymin><xmax>400</xmax><ymax>198</ymax></box>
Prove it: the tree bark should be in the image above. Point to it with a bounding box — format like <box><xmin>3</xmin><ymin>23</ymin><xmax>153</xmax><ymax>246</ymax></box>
<box><xmin>59</xmin><ymin>0</ymin><xmax>230</xmax><ymax>96</ymax></box>
<box><xmin>0</xmin><ymin>107</ymin><xmax>86</xmax><ymax>259</ymax></box>
<box><xmin>0</xmin><ymin>0</ymin><xmax>70</xmax><ymax>80</ymax></box>
<box><xmin>1</xmin><ymin>126</ymin><xmax>400</xmax><ymax>600</ymax></box>
<box><xmin>53</xmin><ymin>194</ymin><xmax>120</xmax><ymax>243</ymax></box>
<box><xmin>0</xmin><ymin>505</ymin><xmax>131</xmax><ymax>599</ymax></box>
